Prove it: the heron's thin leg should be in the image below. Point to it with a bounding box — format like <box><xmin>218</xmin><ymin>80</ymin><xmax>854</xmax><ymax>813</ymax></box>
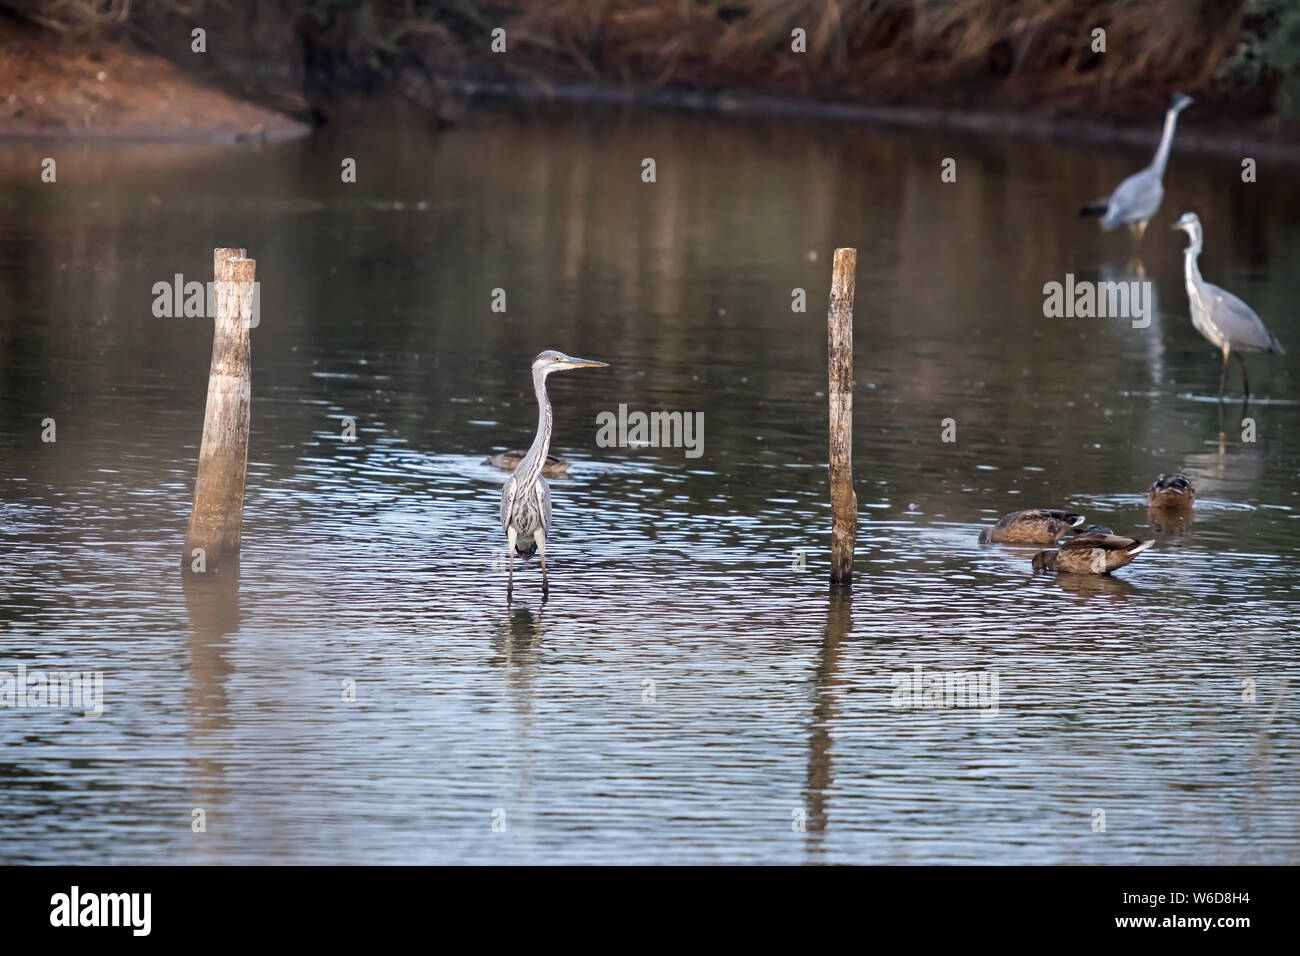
<box><xmin>507</xmin><ymin>527</ymin><xmax>517</xmax><ymax>601</ymax></box>
<box><xmin>1234</xmin><ymin>350</ymin><xmax>1251</xmax><ymax>400</ymax></box>
<box><xmin>534</xmin><ymin>528</ymin><xmax>547</xmax><ymax>596</ymax></box>
<box><xmin>1218</xmin><ymin>347</ymin><xmax>1230</xmax><ymax>399</ymax></box>
<box><xmin>1134</xmin><ymin>220</ymin><xmax>1148</xmax><ymax>240</ymax></box>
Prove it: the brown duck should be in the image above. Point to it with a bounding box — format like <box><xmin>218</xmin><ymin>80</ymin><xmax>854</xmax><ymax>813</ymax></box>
<box><xmin>484</xmin><ymin>449</ymin><xmax>572</xmax><ymax>478</ymax></box>
<box><xmin>978</xmin><ymin>509</ymin><xmax>1086</xmax><ymax>545</ymax></box>
<box><xmin>1032</xmin><ymin>532</ymin><xmax>1154</xmax><ymax>575</ymax></box>
<box><xmin>1148</xmin><ymin>473</ymin><xmax>1195</xmax><ymax>510</ymax></box>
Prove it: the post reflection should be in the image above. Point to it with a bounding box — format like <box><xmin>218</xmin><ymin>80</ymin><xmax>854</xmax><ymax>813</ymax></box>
<box><xmin>181</xmin><ymin>561</ymin><xmax>239</xmax><ymax>859</ymax></box>
<box><xmin>804</xmin><ymin>587</ymin><xmax>852</xmax><ymax>862</ymax></box>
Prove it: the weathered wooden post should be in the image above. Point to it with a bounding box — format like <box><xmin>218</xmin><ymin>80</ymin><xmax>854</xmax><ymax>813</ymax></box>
<box><xmin>828</xmin><ymin>247</ymin><xmax>858</xmax><ymax>585</ymax></box>
<box><xmin>183</xmin><ymin>248</ymin><xmax>256</xmax><ymax>573</ymax></box>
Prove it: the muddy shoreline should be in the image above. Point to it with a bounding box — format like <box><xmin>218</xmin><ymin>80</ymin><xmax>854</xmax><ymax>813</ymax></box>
<box><xmin>0</xmin><ymin>18</ymin><xmax>307</xmax><ymax>143</ymax></box>
<box><xmin>11</xmin><ymin>63</ymin><xmax>1300</xmax><ymax>164</ymax></box>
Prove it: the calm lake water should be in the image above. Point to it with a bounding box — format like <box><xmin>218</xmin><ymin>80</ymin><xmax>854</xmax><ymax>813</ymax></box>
<box><xmin>0</xmin><ymin>105</ymin><xmax>1296</xmax><ymax>864</ymax></box>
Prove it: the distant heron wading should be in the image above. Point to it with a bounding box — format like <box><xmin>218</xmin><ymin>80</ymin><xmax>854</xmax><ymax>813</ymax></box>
<box><xmin>1080</xmin><ymin>93</ymin><xmax>1192</xmax><ymax>238</ymax></box>
<box><xmin>1172</xmin><ymin>212</ymin><xmax>1283</xmax><ymax>399</ymax></box>
<box><xmin>500</xmin><ymin>350</ymin><xmax>609</xmax><ymax>599</ymax></box>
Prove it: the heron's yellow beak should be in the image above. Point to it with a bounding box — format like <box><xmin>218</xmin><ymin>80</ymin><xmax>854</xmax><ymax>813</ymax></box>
<box><xmin>562</xmin><ymin>356</ymin><xmax>609</xmax><ymax>368</ymax></box>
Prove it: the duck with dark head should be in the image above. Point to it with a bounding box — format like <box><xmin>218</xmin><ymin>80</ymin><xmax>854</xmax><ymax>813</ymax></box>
<box><xmin>1148</xmin><ymin>473</ymin><xmax>1196</xmax><ymax>510</ymax></box>
<box><xmin>1147</xmin><ymin>473</ymin><xmax>1195</xmax><ymax>534</ymax></box>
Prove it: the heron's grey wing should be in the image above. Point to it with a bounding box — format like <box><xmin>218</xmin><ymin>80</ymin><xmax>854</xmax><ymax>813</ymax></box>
<box><xmin>500</xmin><ymin>475</ymin><xmax>517</xmax><ymax>532</ymax></box>
<box><xmin>1202</xmin><ymin>282</ymin><xmax>1280</xmax><ymax>352</ymax></box>
<box><xmin>535</xmin><ymin>477</ymin><xmax>551</xmax><ymax>535</ymax></box>
<box><xmin>1102</xmin><ymin>168</ymin><xmax>1163</xmax><ymax>229</ymax></box>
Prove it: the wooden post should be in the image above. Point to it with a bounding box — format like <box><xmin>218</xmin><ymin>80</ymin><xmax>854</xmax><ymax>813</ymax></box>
<box><xmin>183</xmin><ymin>248</ymin><xmax>256</xmax><ymax>573</ymax></box>
<box><xmin>828</xmin><ymin>247</ymin><xmax>857</xmax><ymax>585</ymax></box>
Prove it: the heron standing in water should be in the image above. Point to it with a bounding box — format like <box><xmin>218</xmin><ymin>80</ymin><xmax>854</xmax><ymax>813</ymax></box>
<box><xmin>500</xmin><ymin>350</ymin><xmax>609</xmax><ymax>599</ymax></box>
<box><xmin>1080</xmin><ymin>93</ymin><xmax>1193</xmax><ymax>238</ymax></box>
<box><xmin>1172</xmin><ymin>212</ymin><xmax>1284</xmax><ymax>399</ymax></box>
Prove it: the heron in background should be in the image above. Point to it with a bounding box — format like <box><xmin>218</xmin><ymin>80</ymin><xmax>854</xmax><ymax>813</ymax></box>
<box><xmin>1080</xmin><ymin>93</ymin><xmax>1193</xmax><ymax>238</ymax></box>
<box><xmin>500</xmin><ymin>350</ymin><xmax>609</xmax><ymax>600</ymax></box>
<box><xmin>1172</xmin><ymin>212</ymin><xmax>1284</xmax><ymax>399</ymax></box>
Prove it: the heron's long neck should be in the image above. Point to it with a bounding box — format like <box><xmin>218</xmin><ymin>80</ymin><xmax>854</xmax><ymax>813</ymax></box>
<box><xmin>1152</xmin><ymin>107</ymin><xmax>1182</xmax><ymax>176</ymax></box>
<box><xmin>1182</xmin><ymin>235</ymin><xmax>1203</xmax><ymax>287</ymax></box>
<box><xmin>519</xmin><ymin>369</ymin><xmax>553</xmax><ymax>481</ymax></box>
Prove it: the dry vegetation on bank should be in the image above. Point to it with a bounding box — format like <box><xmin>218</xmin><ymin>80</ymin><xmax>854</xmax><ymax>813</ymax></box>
<box><xmin>2</xmin><ymin>1</ymin><xmax>1299</xmax><ymax>137</ymax></box>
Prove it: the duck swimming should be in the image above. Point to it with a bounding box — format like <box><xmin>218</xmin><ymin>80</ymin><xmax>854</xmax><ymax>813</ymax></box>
<box><xmin>484</xmin><ymin>449</ymin><xmax>572</xmax><ymax>478</ymax></box>
<box><xmin>1148</xmin><ymin>473</ymin><xmax>1195</xmax><ymax>510</ymax></box>
<box><xmin>1032</xmin><ymin>532</ymin><xmax>1154</xmax><ymax>575</ymax></box>
<box><xmin>978</xmin><ymin>509</ymin><xmax>1086</xmax><ymax>545</ymax></box>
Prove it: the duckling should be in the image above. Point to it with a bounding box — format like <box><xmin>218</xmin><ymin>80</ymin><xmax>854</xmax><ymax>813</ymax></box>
<box><xmin>483</xmin><ymin>449</ymin><xmax>572</xmax><ymax>478</ymax></box>
<box><xmin>1148</xmin><ymin>473</ymin><xmax>1195</xmax><ymax>510</ymax></box>
<box><xmin>978</xmin><ymin>509</ymin><xmax>1086</xmax><ymax>545</ymax></box>
<box><xmin>1032</xmin><ymin>532</ymin><xmax>1153</xmax><ymax>575</ymax></box>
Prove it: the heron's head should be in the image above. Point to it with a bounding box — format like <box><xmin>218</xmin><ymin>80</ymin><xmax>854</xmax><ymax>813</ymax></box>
<box><xmin>1170</xmin><ymin>92</ymin><xmax>1194</xmax><ymax>113</ymax></box>
<box><xmin>1171</xmin><ymin>212</ymin><xmax>1201</xmax><ymax>243</ymax></box>
<box><xmin>531</xmin><ymin>350</ymin><xmax>610</xmax><ymax>377</ymax></box>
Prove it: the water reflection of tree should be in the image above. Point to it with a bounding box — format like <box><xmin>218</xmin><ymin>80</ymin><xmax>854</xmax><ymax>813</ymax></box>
<box><xmin>427</xmin><ymin>111</ymin><xmax>1298</xmax><ymax>519</ymax></box>
<box><xmin>5</xmin><ymin>112</ymin><xmax>1296</xmax><ymax>527</ymax></box>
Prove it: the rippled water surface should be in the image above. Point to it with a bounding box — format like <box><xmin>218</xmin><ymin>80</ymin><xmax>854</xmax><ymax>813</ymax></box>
<box><xmin>1</xmin><ymin>106</ymin><xmax>1297</xmax><ymax>864</ymax></box>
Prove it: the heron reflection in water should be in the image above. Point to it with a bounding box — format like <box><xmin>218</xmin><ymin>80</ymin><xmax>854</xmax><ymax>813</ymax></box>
<box><xmin>500</xmin><ymin>350</ymin><xmax>609</xmax><ymax>600</ymax></box>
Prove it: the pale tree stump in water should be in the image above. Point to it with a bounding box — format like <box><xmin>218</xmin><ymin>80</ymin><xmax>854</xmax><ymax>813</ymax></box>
<box><xmin>183</xmin><ymin>248</ymin><xmax>256</xmax><ymax>573</ymax></box>
<box><xmin>827</xmin><ymin>247</ymin><xmax>858</xmax><ymax>586</ymax></box>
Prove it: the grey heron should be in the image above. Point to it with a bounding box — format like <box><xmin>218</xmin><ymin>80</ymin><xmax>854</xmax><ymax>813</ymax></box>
<box><xmin>1080</xmin><ymin>93</ymin><xmax>1193</xmax><ymax>238</ymax></box>
<box><xmin>500</xmin><ymin>350</ymin><xmax>609</xmax><ymax>599</ymax></box>
<box><xmin>1172</xmin><ymin>212</ymin><xmax>1284</xmax><ymax>399</ymax></box>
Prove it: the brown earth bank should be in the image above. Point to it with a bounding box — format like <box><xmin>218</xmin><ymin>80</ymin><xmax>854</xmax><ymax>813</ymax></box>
<box><xmin>2</xmin><ymin>1</ymin><xmax>1300</xmax><ymax>155</ymax></box>
<box><xmin>0</xmin><ymin>16</ymin><xmax>306</xmax><ymax>140</ymax></box>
